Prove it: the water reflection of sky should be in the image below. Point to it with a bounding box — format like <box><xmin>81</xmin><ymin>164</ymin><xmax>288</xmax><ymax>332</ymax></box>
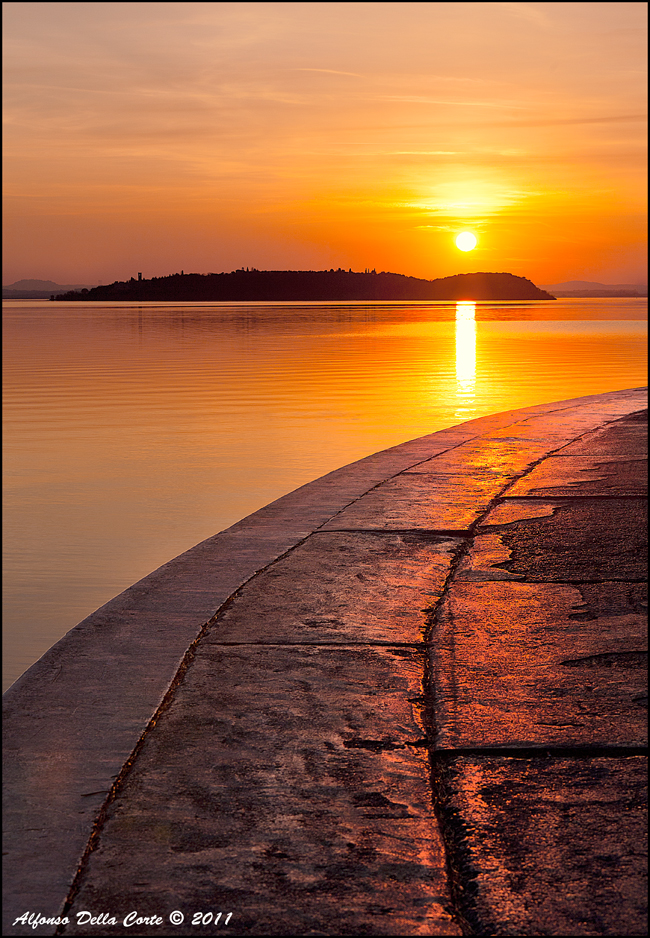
<box><xmin>455</xmin><ymin>302</ymin><xmax>476</xmax><ymax>419</ymax></box>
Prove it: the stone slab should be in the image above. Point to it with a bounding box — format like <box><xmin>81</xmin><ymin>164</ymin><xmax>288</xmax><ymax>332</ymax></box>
<box><xmin>63</xmin><ymin>645</ymin><xmax>459</xmax><ymax>936</ymax></box>
<box><xmin>557</xmin><ymin>409</ymin><xmax>648</xmax><ymax>457</ymax></box>
<box><xmin>207</xmin><ymin>532</ymin><xmax>462</xmax><ymax>645</ymax></box>
<box><xmin>473</xmin><ymin>412</ymin><xmax>629</xmax><ymax>447</ymax></box>
<box><xmin>436</xmin><ymin>755</ymin><xmax>647</xmax><ymax>937</ymax></box>
<box><xmin>320</xmin><ymin>473</ymin><xmax>509</xmax><ymax>533</ymax></box>
<box><xmin>506</xmin><ymin>455</ymin><xmax>647</xmax><ymax>497</ymax></box>
<box><xmin>429</xmin><ymin>581</ymin><xmax>647</xmax><ymax>749</ymax></box>
<box><xmin>468</xmin><ymin>498</ymin><xmax>647</xmax><ymax>582</ymax></box>
<box><xmin>563</xmin><ymin>580</ymin><xmax>648</xmax><ymax>620</ymax></box>
<box><xmin>400</xmin><ymin>439</ymin><xmax>553</xmax><ymax>478</ymax></box>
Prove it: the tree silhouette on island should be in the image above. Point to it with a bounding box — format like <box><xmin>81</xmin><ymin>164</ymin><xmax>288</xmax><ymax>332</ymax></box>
<box><xmin>52</xmin><ymin>270</ymin><xmax>555</xmax><ymax>302</ymax></box>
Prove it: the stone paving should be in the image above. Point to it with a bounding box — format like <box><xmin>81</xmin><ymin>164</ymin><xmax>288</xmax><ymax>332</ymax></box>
<box><xmin>3</xmin><ymin>389</ymin><xmax>647</xmax><ymax>936</ymax></box>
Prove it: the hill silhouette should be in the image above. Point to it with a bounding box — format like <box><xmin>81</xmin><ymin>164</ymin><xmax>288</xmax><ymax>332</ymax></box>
<box><xmin>3</xmin><ymin>279</ymin><xmax>97</xmax><ymax>299</ymax></box>
<box><xmin>52</xmin><ymin>269</ymin><xmax>555</xmax><ymax>302</ymax></box>
<box><xmin>539</xmin><ymin>280</ymin><xmax>647</xmax><ymax>297</ymax></box>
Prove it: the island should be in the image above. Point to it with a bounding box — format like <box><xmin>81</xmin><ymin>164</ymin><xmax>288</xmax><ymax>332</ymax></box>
<box><xmin>52</xmin><ymin>269</ymin><xmax>555</xmax><ymax>302</ymax></box>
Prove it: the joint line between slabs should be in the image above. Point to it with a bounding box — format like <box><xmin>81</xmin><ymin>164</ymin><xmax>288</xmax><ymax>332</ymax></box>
<box><xmin>498</xmin><ymin>493</ymin><xmax>647</xmax><ymax>501</ymax></box>
<box><xmin>416</xmin><ymin>424</ymin><xmax>638</xmax><ymax>930</ymax></box>
<box><xmin>204</xmin><ymin>640</ymin><xmax>426</xmax><ymax>646</ymax></box>
<box><xmin>311</xmin><ymin>528</ymin><xmax>473</xmax><ymax>537</ymax></box>
<box><xmin>432</xmin><ymin>745</ymin><xmax>648</xmax><ymax>760</ymax></box>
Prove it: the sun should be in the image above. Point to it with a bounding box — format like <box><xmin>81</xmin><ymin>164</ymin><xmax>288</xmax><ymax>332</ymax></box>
<box><xmin>455</xmin><ymin>232</ymin><xmax>477</xmax><ymax>252</ymax></box>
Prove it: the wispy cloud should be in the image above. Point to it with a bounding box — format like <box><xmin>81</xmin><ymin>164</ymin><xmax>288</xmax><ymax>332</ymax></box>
<box><xmin>494</xmin><ymin>2</ymin><xmax>552</xmax><ymax>29</ymax></box>
<box><xmin>294</xmin><ymin>68</ymin><xmax>363</xmax><ymax>78</ymax></box>
<box><xmin>490</xmin><ymin>113</ymin><xmax>647</xmax><ymax>128</ymax></box>
<box><xmin>391</xmin><ymin>151</ymin><xmax>460</xmax><ymax>156</ymax></box>
<box><xmin>383</xmin><ymin>95</ymin><xmax>527</xmax><ymax>109</ymax></box>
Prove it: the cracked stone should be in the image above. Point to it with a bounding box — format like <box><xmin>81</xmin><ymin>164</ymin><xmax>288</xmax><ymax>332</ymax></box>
<box><xmin>435</xmin><ymin>754</ymin><xmax>647</xmax><ymax>937</ymax></box>
<box><xmin>506</xmin><ymin>455</ymin><xmax>647</xmax><ymax>497</ymax></box>
<box><xmin>474</xmin><ymin>498</ymin><xmax>647</xmax><ymax>582</ymax></box>
<box><xmin>429</xmin><ymin>581</ymin><xmax>647</xmax><ymax>749</ymax></box>
<box><xmin>320</xmin><ymin>473</ymin><xmax>511</xmax><ymax>532</ymax></box>
<box><xmin>206</xmin><ymin>532</ymin><xmax>463</xmax><ymax>645</ymax></box>
<box><xmin>63</xmin><ymin>645</ymin><xmax>459</xmax><ymax>935</ymax></box>
<box><xmin>557</xmin><ymin>409</ymin><xmax>647</xmax><ymax>457</ymax></box>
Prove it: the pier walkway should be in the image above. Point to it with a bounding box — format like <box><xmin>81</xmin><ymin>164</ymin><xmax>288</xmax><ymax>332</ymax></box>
<box><xmin>3</xmin><ymin>388</ymin><xmax>647</xmax><ymax>936</ymax></box>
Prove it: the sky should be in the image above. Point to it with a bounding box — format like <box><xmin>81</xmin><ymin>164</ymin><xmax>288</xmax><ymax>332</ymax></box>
<box><xmin>2</xmin><ymin>1</ymin><xmax>647</xmax><ymax>286</ymax></box>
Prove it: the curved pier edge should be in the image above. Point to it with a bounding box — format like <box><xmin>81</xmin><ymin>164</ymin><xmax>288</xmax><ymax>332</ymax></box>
<box><xmin>2</xmin><ymin>386</ymin><xmax>647</xmax><ymax>932</ymax></box>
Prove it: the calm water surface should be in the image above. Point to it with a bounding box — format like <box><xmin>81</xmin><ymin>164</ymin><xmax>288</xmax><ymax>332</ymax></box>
<box><xmin>3</xmin><ymin>297</ymin><xmax>647</xmax><ymax>690</ymax></box>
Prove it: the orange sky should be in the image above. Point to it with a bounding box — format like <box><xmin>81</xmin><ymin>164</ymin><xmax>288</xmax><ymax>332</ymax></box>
<box><xmin>3</xmin><ymin>1</ymin><xmax>647</xmax><ymax>286</ymax></box>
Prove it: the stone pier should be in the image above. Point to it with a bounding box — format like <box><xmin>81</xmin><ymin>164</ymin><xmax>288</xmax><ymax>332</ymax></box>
<box><xmin>3</xmin><ymin>388</ymin><xmax>647</xmax><ymax>936</ymax></box>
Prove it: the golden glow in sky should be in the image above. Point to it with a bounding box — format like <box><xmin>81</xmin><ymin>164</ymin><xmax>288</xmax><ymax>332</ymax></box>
<box><xmin>2</xmin><ymin>2</ymin><xmax>647</xmax><ymax>285</ymax></box>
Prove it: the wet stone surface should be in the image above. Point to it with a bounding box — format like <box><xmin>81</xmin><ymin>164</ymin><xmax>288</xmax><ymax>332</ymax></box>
<box><xmin>506</xmin><ymin>455</ymin><xmax>647</xmax><ymax>497</ymax></box>
<box><xmin>429</xmin><ymin>580</ymin><xmax>647</xmax><ymax>749</ymax></box>
<box><xmin>320</xmin><ymin>472</ymin><xmax>510</xmax><ymax>533</ymax></box>
<box><xmin>401</xmin><ymin>439</ymin><xmax>552</xmax><ymax>478</ymax></box>
<box><xmin>64</xmin><ymin>645</ymin><xmax>459</xmax><ymax>936</ymax></box>
<box><xmin>475</xmin><ymin>498</ymin><xmax>647</xmax><ymax>582</ymax></box>
<box><xmin>557</xmin><ymin>409</ymin><xmax>647</xmax><ymax>457</ymax></box>
<box><xmin>435</xmin><ymin>754</ymin><xmax>648</xmax><ymax>937</ymax></box>
<box><xmin>430</xmin><ymin>408</ymin><xmax>648</xmax><ymax>935</ymax></box>
<box><xmin>565</xmin><ymin>580</ymin><xmax>647</xmax><ymax>621</ymax></box>
<box><xmin>207</xmin><ymin>532</ymin><xmax>463</xmax><ymax>645</ymax></box>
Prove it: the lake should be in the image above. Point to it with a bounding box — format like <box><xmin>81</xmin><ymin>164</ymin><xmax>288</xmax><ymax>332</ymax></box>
<box><xmin>3</xmin><ymin>297</ymin><xmax>647</xmax><ymax>691</ymax></box>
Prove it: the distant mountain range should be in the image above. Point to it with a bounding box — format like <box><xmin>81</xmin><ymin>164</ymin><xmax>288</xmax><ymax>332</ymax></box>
<box><xmin>539</xmin><ymin>281</ymin><xmax>647</xmax><ymax>297</ymax></box>
<box><xmin>51</xmin><ymin>270</ymin><xmax>554</xmax><ymax>302</ymax></box>
<box><xmin>3</xmin><ymin>279</ymin><xmax>98</xmax><ymax>299</ymax></box>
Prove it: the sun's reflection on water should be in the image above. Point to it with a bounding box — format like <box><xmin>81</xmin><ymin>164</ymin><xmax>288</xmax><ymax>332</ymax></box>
<box><xmin>455</xmin><ymin>302</ymin><xmax>476</xmax><ymax>419</ymax></box>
